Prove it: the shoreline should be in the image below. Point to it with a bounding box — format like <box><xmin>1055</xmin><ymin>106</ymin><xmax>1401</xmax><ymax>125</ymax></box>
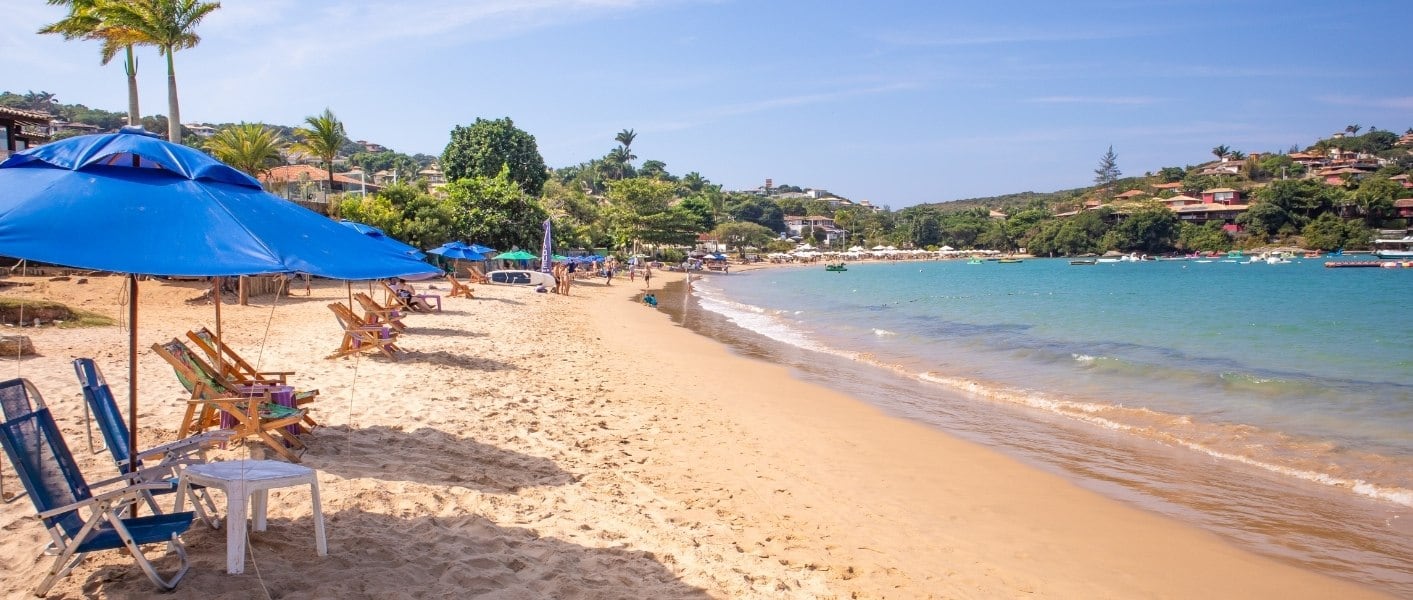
<box><xmin>0</xmin><ymin>273</ymin><xmax>1392</xmax><ymax>598</ymax></box>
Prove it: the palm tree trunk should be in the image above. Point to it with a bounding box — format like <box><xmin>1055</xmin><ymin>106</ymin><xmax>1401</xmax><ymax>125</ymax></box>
<box><xmin>124</xmin><ymin>46</ymin><xmax>140</xmax><ymax>127</ymax></box>
<box><xmin>165</xmin><ymin>48</ymin><xmax>181</xmax><ymax>143</ymax></box>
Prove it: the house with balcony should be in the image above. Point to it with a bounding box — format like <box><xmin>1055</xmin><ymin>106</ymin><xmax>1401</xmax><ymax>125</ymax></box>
<box><xmin>1201</xmin><ymin>188</ymin><xmax>1242</xmax><ymax>205</ymax></box>
<box><xmin>1174</xmin><ymin>203</ymin><xmax>1249</xmax><ymax>232</ymax></box>
<box><xmin>1160</xmin><ymin>194</ymin><xmax>1201</xmax><ymax>209</ymax></box>
<box><xmin>785</xmin><ymin>215</ymin><xmax>847</xmax><ymax>245</ymax></box>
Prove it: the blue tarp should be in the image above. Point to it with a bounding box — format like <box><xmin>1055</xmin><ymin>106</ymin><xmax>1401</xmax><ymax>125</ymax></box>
<box><xmin>0</xmin><ymin>130</ymin><xmax>438</xmax><ymax>280</ymax></box>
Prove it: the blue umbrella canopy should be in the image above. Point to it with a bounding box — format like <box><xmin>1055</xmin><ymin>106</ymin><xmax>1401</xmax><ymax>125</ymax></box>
<box><xmin>0</xmin><ymin>129</ymin><xmax>439</xmax><ymax>474</ymax></box>
<box><xmin>427</xmin><ymin>241</ymin><xmax>486</xmax><ymax>261</ymax></box>
<box><xmin>0</xmin><ymin>129</ymin><xmax>438</xmax><ymax>280</ymax></box>
<box><xmin>467</xmin><ymin>243</ymin><xmax>497</xmax><ymax>255</ymax></box>
<box><xmin>338</xmin><ymin>220</ymin><xmax>426</xmax><ymax>259</ymax></box>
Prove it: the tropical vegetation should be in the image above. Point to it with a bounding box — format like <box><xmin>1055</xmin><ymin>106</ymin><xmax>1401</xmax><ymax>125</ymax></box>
<box><xmin>7</xmin><ymin>84</ymin><xmax>1412</xmax><ymax>258</ymax></box>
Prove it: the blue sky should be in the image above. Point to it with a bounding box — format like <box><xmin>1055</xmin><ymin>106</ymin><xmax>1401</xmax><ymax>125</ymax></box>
<box><xmin>4</xmin><ymin>0</ymin><xmax>1411</xmax><ymax>207</ymax></box>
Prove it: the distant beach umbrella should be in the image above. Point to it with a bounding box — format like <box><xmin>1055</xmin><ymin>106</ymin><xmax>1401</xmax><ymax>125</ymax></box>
<box><xmin>0</xmin><ymin>128</ymin><xmax>438</xmax><ymax>475</ymax></box>
<box><xmin>493</xmin><ymin>250</ymin><xmax>538</xmax><ymax>261</ymax></box>
<box><xmin>428</xmin><ymin>242</ymin><xmax>486</xmax><ymax>261</ymax></box>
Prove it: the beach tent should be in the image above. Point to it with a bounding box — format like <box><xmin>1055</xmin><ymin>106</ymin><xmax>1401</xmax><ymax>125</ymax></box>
<box><xmin>0</xmin><ymin>128</ymin><xmax>439</xmax><ymax>473</ymax></box>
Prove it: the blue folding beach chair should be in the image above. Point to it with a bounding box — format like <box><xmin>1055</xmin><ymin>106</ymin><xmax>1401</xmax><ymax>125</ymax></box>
<box><xmin>0</xmin><ymin>397</ymin><xmax>196</xmax><ymax>595</ymax></box>
<box><xmin>73</xmin><ymin>358</ymin><xmax>225</xmax><ymax>528</ymax></box>
<box><xmin>0</xmin><ymin>377</ymin><xmax>46</xmax><ymax>504</ymax></box>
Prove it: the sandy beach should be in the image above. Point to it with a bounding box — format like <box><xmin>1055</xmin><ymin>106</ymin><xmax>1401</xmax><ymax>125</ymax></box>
<box><xmin>0</xmin><ymin>271</ymin><xmax>1391</xmax><ymax>599</ymax></box>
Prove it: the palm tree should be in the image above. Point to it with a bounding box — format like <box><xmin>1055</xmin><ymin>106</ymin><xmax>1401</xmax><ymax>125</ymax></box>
<box><xmin>102</xmin><ymin>0</ymin><xmax>222</xmax><ymax>143</ymax></box>
<box><xmin>606</xmin><ymin>146</ymin><xmax>634</xmax><ymax>179</ymax></box>
<box><xmin>292</xmin><ymin>108</ymin><xmax>348</xmax><ymax>202</ymax></box>
<box><xmin>205</xmin><ymin>123</ymin><xmax>286</xmax><ymax>177</ymax></box>
<box><xmin>1345</xmin><ymin>124</ymin><xmax>1361</xmax><ymax>136</ymax></box>
<box><xmin>39</xmin><ymin>0</ymin><xmax>146</xmax><ymax>126</ymax></box>
<box><xmin>1228</xmin><ymin>150</ymin><xmax>1247</xmax><ymax>160</ymax></box>
<box><xmin>1211</xmin><ymin>145</ymin><xmax>1230</xmax><ymax>160</ymax></box>
<box><xmin>614</xmin><ymin>128</ymin><xmax>636</xmax><ymax>154</ymax></box>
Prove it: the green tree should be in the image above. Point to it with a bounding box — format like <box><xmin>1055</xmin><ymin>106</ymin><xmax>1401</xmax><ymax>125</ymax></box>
<box><xmin>1211</xmin><ymin>145</ymin><xmax>1230</xmax><ymax>160</ymax></box>
<box><xmin>726</xmin><ymin>195</ymin><xmax>786</xmax><ymax>233</ymax></box>
<box><xmin>293</xmin><ymin>107</ymin><xmax>347</xmax><ymax>204</ymax></box>
<box><xmin>1236</xmin><ymin>201</ymin><xmax>1290</xmax><ymax>238</ymax></box>
<box><xmin>713</xmin><ymin>222</ymin><xmax>777</xmax><ymax>257</ymax></box>
<box><xmin>1301</xmin><ymin>213</ymin><xmax>1359</xmax><ymax>252</ymax></box>
<box><xmin>441</xmin><ymin>117</ymin><xmax>549</xmax><ymax>195</ymax></box>
<box><xmin>1177</xmin><ymin>222</ymin><xmax>1232</xmax><ymax>252</ymax></box>
<box><xmin>1353</xmin><ymin>177</ymin><xmax>1401</xmax><ymax>225</ymax></box>
<box><xmin>677</xmin><ymin>195</ymin><xmax>717</xmax><ymax>231</ymax></box>
<box><xmin>1094</xmin><ymin>145</ymin><xmax>1121</xmax><ymax>192</ymax></box>
<box><xmin>39</xmin><ymin>0</ymin><xmax>145</xmax><ymax>126</ymax></box>
<box><xmin>638</xmin><ymin>159</ymin><xmax>670</xmax><ymax>180</ymax></box>
<box><xmin>443</xmin><ymin>166</ymin><xmax>549</xmax><ymax>251</ymax></box>
<box><xmin>539</xmin><ymin>179</ymin><xmax>605</xmax><ymax>250</ymax></box>
<box><xmin>102</xmin><ymin>0</ymin><xmax>222</xmax><ymax>143</ymax></box>
<box><xmin>1107</xmin><ymin>205</ymin><xmax>1179</xmax><ymax>253</ymax></box>
<box><xmin>204</xmin><ymin>122</ymin><xmax>285</xmax><ymax>177</ymax></box>
<box><xmin>604</xmin><ymin>178</ymin><xmax>701</xmax><ymax>250</ymax></box>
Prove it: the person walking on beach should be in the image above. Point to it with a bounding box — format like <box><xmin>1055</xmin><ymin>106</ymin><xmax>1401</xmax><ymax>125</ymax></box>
<box><xmin>605</xmin><ymin>260</ymin><xmax>614</xmax><ymax>286</ymax></box>
<box><xmin>643</xmin><ymin>264</ymin><xmax>652</xmax><ymax>289</ymax></box>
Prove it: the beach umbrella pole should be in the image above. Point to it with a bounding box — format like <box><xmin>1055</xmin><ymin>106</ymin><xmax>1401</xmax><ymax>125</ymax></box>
<box><xmin>127</xmin><ymin>274</ymin><xmax>139</xmax><ymax>513</ymax></box>
<box><xmin>213</xmin><ymin>277</ymin><xmax>224</xmax><ymax>385</ymax></box>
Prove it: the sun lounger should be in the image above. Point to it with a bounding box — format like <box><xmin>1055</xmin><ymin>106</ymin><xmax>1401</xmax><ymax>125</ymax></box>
<box><xmin>445</xmin><ymin>273</ymin><xmax>475</xmax><ymax>298</ymax></box>
<box><xmin>353</xmin><ymin>292</ymin><xmax>409</xmax><ymax>332</ymax></box>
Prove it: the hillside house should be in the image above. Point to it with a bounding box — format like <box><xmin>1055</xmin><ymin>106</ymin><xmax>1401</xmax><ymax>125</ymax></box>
<box><xmin>1160</xmin><ymin>194</ymin><xmax>1201</xmax><ymax>208</ymax></box>
<box><xmin>0</xmin><ymin>106</ymin><xmax>51</xmax><ymax>159</ymax></box>
<box><xmin>1390</xmin><ymin>174</ymin><xmax>1412</xmax><ymax>190</ymax></box>
<box><xmin>1115</xmin><ymin>189</ymin><xmax>1146</xmax><ymax>200</ymax></box>
<box><xmin>1174</xmin><ymin>203</ymin><xmax>1248</xmax><ymax>232</ymax></box>
<box><xmin>1201</xmin><ymin>188</ymin><xmax>1242</xmax><ymax>204</ymax></box>
<box><xmin>1395</xmin><ymin>199</ymin><xmax>1413</xmax><ymax>219</ymax></box>
<box><xmin>785</xmin><ymin>215</ymin><xmax>847</xmax><ymax>245</ymax></box>
<box><xmin>260</xmin><ymin>164</ymin><xmax>383</xmax><ymax>211</ymax></box>
<box><xmin>1152</xmin><ymin>182</ymin><xmax>1184</xmax><ymax>191</ymax></box>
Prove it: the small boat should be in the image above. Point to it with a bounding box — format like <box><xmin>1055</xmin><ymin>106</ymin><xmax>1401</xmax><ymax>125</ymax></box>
<box><xmin>486</xmin><ymin>270</ymin><xmax>555</xmax><ymax>286</ymax></box>
<box><xmin>967</xmin><ymin>259</ymin><xmax>983</xmax><ymax>265</ymax></box>
<box><xmin>1069</xmin><ymin>259</ymin><xmax>1097</xmax><ymax>265</ymax></box>
<box><xmin>997</xmin><ymin>258</ymin><xmax>1023</xmax><ymax>264</ymax></box>
<box><xmin>825</xmin><ymin>263</ymin><xmax>847</xmax><ymax>272</ymax></box>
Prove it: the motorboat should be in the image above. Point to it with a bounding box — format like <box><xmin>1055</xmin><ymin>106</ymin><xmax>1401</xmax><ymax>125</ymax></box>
<box><xmin>1373</xmin><ymin>236</ymin><xmax>1413</xmax><ymax>259</ymax></box>
<box><xmin>825</xmin><ymin>263</ymin><xmax>848</xmax><ymax>272</ymax></box>
<box><xmin>1069</xmin><ymin>259</ymin><xmax>1097</xmax><ymax>265</ymax></box>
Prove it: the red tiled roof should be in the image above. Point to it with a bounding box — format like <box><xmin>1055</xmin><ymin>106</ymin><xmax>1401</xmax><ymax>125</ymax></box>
<box><xmin>0</xmin><ymin>106</ymin><xmax>53</xmax><ymax>122</ymax></box>
<box><xmin>1394</xmin><ymin>199</ymin><xmax>1413</xmax><ymax>208</ymax></box>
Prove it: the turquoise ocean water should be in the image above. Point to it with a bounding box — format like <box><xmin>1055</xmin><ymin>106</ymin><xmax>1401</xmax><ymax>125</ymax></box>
<box><xmin>676</xmin><ymin>257</ymin><xmax>1412</xmax><ymax>596</ymax></box>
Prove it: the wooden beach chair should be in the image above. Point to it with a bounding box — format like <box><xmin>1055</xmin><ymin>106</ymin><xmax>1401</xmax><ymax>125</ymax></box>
<box><xmin>446</xmin><ymin>273</ymin><xmax>475</xmax><ymax>298</ymax></box>
<box><xmin>464</xmin><ymin>264</ymin><xmax>491</xmax><ymax>284</ymax></box>
<box><xmin>186</xmin><ymin>326</ymin><xmax>295</xmax><ymax>385</ymax></box>
<box><xmin>152</xmin><ymin>339</ymin><xmax>308</xmax><ymax>462</ymax></box>
<box><xmin>353</xmin><ymin>292</ymin><xmax>409</xmax><ymax>332</ymax></box>
<box><xmin>380</xmin><ymin>280</ymin><xmax>441</xmax><ymax>312</ymax></box>
<box><xmin>184</xmin><ymin>328</ymin><xmax>320</xmax><ymax>426</ymax></box>
<box><xmin>186</xmin><ymin>327</ymin><xmax>322</xmax><ymax>403</ymax></box>
<box><xmin>327</xmin><ymin>302</ymin><xmax>402</xmax><ymax>360</ymax></box>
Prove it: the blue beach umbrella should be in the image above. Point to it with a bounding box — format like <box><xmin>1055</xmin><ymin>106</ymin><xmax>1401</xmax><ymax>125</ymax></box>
<box><xmin>467</xmin><ymin>243</ymin><xmax>497</xmax><ymax>255</ymax></box>
<box><xmin>427</xmin><ymin>242</ymin><xmax>486</xmax><ymax>261</ymax></box>
<box><xmin>338</xmin><ymin>220</ymin><xmax>426</xmax><ymax>259</ymax></box>
<box><xmin>0</xmin><ymin>128</ymin><xmax>440</xmax><ymax>471</ymax></box>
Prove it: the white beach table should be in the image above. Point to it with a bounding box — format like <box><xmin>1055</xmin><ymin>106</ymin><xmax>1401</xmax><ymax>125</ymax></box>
<box><xmin>176</xmin><ymin>459</ymin><xmax>327</xmax><ymax>574</ymax></box>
